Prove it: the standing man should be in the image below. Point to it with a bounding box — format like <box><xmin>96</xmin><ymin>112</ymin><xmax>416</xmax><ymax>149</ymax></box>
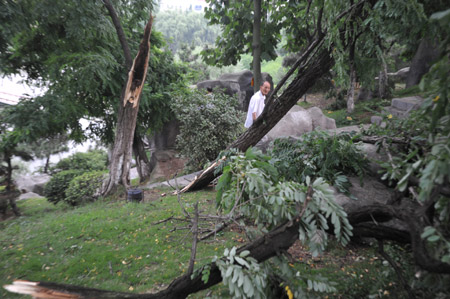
<box><xmin>244</xmin><ymin>81</ymin><xmax>271</xmax><ymax>128</ymax></box>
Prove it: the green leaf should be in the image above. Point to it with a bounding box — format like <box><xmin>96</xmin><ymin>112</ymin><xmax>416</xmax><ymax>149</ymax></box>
<box><xmin>421</xmin><ymin>226</ymin><xmax>436</xmax><ymax>239</ymax></box>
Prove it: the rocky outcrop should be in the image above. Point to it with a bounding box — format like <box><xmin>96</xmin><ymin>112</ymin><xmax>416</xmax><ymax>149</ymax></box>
<box><xmin>371</xmin><ymin>95</ymin><xmax>424</xmax><ymax>127</ymax></box>
<box><xmin>197</xmin><ymin>70</ymin><xmax>273</xmax><ymax>111</ymax></box>
<box><xmin>256</xmin><ymin>105</ymin><xmax>336</xmax><ymax>150</ymax></box>
<box><xmin>15</xmin><ymin>174</ymin><xmax>51</xmax><ymax>196</ymax></box>
<box><xmin>148</xmin><ymin>150</ymin><xmax>187</xmax><ymax>182</ymax></box>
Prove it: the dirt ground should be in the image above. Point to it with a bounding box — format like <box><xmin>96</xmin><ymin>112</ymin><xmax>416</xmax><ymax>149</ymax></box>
<box><xmin>302</xmin><ymin>92</ymin><xmax>332</xmax><ymax>109</ymax></box>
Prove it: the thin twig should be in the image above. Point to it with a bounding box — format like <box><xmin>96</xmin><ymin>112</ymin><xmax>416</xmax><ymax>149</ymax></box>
<box><xmin>152</xmin><ymin>216</ymin><xmax>191</xmax><ymax>225</ymax></box>
<box><xmin>108</xmin><ymin>261</ymin><xmax>113</xmax><ymax>276</ymax></box>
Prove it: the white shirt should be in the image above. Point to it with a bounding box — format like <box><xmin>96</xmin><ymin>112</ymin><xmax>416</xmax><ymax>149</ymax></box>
<box><xmin>244</xmin><ymin>91</ymin><xmax>265</xmax><ymax>128</ymax></box>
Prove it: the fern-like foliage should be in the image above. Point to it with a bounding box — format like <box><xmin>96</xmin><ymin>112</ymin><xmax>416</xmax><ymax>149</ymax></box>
<box><xmin>269</xmin><ymin>130</ymin><xmax>368</xmax><ymax>194</ymax></box>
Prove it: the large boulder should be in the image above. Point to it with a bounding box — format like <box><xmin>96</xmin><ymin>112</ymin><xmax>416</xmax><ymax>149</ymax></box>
<box><xmin>197</xmin><ymin>70</ymin><xmax>273</xmax><ymax>111</ymax></box>
<box><xmin>147</xmin><ymin>119</ymin><xmax>185</xmax><ymax>181</ymax></box>
<box><xmin>257</xmin><ymin>105</ymin><xmax>336</xmax><ymax>150</ymax></box>
<box><xmin>15</xmin><ymin>174</ymin><xmax>51</xmax><ymax>196</ymax></box>
<box><xmin>149</xmin><ymin>150</ymin><xmax>187</xmax><ymax>182</ymax></box>
<box><xmin>148</xmin><ymin>118</ymin><xmax>180</xmax><ymax>151</ymax></box>
<box><xmin>19</xmin><ymin>192</ymin><xmax>45</xmax><ymax>200</ymax></box>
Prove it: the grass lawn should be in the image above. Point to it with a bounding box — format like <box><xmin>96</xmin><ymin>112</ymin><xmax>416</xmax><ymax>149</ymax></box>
<box><xmin>0</xmin><ymin>188</ymin><xmax>240</xmax><ymax>298</ymax></box>
<box><xmin>1</xmin><ymin>185</ymin><xmax>412</xmax><ymax>298</ymax></box>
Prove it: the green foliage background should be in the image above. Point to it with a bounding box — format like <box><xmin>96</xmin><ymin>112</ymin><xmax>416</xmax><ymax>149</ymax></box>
<box><xmin>171</xmin><ymin>89</ymin><xmax>244</xmax><ymax>171</ymax></box>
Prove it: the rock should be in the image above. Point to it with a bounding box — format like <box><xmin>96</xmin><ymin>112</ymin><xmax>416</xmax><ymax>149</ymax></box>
<box><xmin>391</xmin><ymin>96</ymin><xmax>423</xmax><ymax>111</ymax></box>
<box><xmin>332</xmin><ymin>176</ymin><xmax>392</xmax><ymax>208</ymax></box>
<box><xmin>371</xmin><ymin>115</ymin><xmax>383</xmax><ymax>126</ymax></box>
<box><xmin>257</xmin><ymin>105</ymin><xmax>336</xmax><ymax>150</ymax></box>
<box><xmin>383</xmin><ymin>96</ymin><xmax>424</xmax><ymax>119</ymax></box>
<box><xmin>149</xmin><ymin>118</ymin><xmax>180</xmax><ymax>151</ymax></box>
<box><xmin>197</xmin><ymin>70</ymin><xmax>273</xmax><ymax>111</ymax></box>
<box><xmin>15</xmin><ymin>174</ymin><xmax>51</xmax><ymax>196</ymax></box>
<box><xmin>149</xmin><ymin>150</ymin><xmax>187</xmax><ymax>182</ymax></box>
<box><xmin>307</xmin><ymin>107</ymin><xmax>336</xmax><ymax>130</ymax></box>
<box><xmin>19</xmin><ymin>192</ymin><xmax>44</xmax><ymax>200</ymax></box>
<box><xmin>387</xmin><ymin>67</ymin><xmax>410</xmax><ymax>82</ymax></box>
<box><xmin>358</xmin><ymin>143</ymin><xmax>387</xmax><ymax>176</ymax></box>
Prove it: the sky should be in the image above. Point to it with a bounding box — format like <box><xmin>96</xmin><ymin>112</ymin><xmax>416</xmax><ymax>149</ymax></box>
<box><xmin>158</xmin><ymin>0</ymin><xmax>207</xmax><ymax>12</ymax></box>
<box><xmin>0</xmin><ymin>74</ymin><xmax>44</xmax><ymax>106</ymax></box>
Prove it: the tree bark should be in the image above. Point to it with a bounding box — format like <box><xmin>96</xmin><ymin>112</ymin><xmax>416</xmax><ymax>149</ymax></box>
<box><xmin>132</xmin><ymin>131</ymin><xmax>151</xmax><ymax>183</ymax></box>
<box><xmin>102</xmin><ymin>16</ymin><xmax>154</xmax><ymax>195</ymax></box>
<box><xmin>252</xmin><ymin>0</ymin><xmax>262</xmax><ymax>92</ymax></box>
<box><xmin>347</xmin><ymin>38</ymin><xmax>357</xmax><ymax>113</ymax></box>
<box><xmin>378</xmin><ymin>54</ymin><xmax>389</xmax><ymax>99</ymax></box>
<box><xmin>405</xmin><ymin>38</ymin><xmax>440</xmax><ymax>88</ymax></box>
<box><xmin>102</xmin><ymin>0</ymin><xmax>133</xmax><ymax>68</ymax></box>
<box><xmin>44</xmin><ymin>154</ymin><xmax>50</xmax><ymax>174</ymax></box>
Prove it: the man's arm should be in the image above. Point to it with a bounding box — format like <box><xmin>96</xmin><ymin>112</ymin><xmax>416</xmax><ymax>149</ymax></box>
<box><xmin>252</xmin><ymin>112</ymin><xmax>257</xmax><ymax>120</ymax></box>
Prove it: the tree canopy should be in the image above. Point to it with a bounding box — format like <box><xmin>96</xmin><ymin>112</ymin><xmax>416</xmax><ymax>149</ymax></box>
<box><xmin>0</xmin><ymin>0</ymin><xmax>186</xmax><ymax>144</ymax></box>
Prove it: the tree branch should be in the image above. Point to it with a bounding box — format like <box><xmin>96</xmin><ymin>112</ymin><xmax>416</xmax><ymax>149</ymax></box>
<box><xmin>102</xmin><ymin>0</ymin><xmax>133</xmax><ymax>69</ymax></box>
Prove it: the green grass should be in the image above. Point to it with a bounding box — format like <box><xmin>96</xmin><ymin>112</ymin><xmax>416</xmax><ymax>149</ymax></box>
<box><xmin>1</xmin><ymin>189</ymin><xmax>412</xmax><ymax>298</ymax></box>
<box><xmin>0</xmin><ymin>190</ymin><xmax>240</xmax><ymax>298</ymax></box>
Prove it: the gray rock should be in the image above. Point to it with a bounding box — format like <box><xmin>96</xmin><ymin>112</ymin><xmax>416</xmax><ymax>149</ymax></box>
<box><xmin>145</xmin><ymin>171</ymin><xmax>203</xmax><ymax>190</ymax></box>
<box><xmin>149</xmin><ymin>150</ymin><xmax>187</xmax><ymax>182</ymax></box>
<box><xmin>308</xmin><ymin>106</ymin><xmax>336</xmax><ymax>130</ymax></box>
<box><xmin>15</xmin><ymin>174</ymin><xmax>51</xmax><ymax>195</ymax></box>
<box><xmin>391</xmin><ymin>96</ymin><xmax>423</xmax><ymax>111</ymax></box>
<box><xmin>371</xmin><ymin>115</ymin><xmax>383</xmax><ymax>125</ymax></box>
<box><xmin>19</xmin><ymin>192</ymin><xmax>44</xmax><ymax>200</ymax></box>
<box><xmin>256</xmin><ymin>105</ymin><xmax>336</xmax><ymax>151</ymax></box>
<box><xmin>197</xmin><ymin>70</ymin><xmax>273</xmax><ymax>111</ymax></box>
<box><xmin>149</xmin><ymin>118</ymin><xmax>180</xmax><ymax>151</ymax></box>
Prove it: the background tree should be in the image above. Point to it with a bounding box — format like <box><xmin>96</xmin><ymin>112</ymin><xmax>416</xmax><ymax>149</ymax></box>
<box><xmin>202</xmin><ymin>0</ymin><xmax>281</xmax><ymax>89</ymax></box>
<box><xmin>28</xmin><ymin>134</ymin><xmax>69</xmax><ymax>174</ymax></box>
<box><xmin>154</xmin><ymin>10</ymin><xmax>220</xmax><ymax>53</ymax></box>
<box><xmin>0</xmin><ymin>0</ymin><xmax>186</xmax><ymax>184</ymax></box>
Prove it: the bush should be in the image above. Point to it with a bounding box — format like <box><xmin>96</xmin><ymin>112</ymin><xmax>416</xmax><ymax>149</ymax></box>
<box><xmin>44</xmin><ymin>170</ymin><xmax>83</xmax><ymax>204</ymax></box>
<box><xmin>65</xmin><ymin>171</ymin><xmax>105</xmax><ymax>206</ymax></box>
<box><xmin>51</xmin><ymin>150</ymin><xmax>107</xmax><ymax>174</ymax></box>
<box><xmin>269</xmin><ymin>130</ymin><xmax>368</xmax><ymax>194</ymax></box>
<box><xmin>171</xmin><ymin>89</ymin><xmax>244</xmax><ymax>170</ymax></box>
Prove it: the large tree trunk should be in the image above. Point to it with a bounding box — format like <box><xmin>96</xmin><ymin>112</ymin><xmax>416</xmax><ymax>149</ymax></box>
<box><xmin>133</xmin><ymin>131</ymin><xmax>151</xmax><ymax>183</ymax></box>
<box><xmin>346</xmin><ymin>38</ymin><xmax>357</xmax><ymax>113</ymax></box>
<box><xmin>102</xmin><ymin>17</ymin><xmax>153</xmax><ymax>195</ymax></box>
<box><xmin>405</xmin><ymin>38</ymin><xmax>440</xmax><ymax>88</ymax></box>
<box><xmin>252</xmin><ymin>0</ymin><xmax>262</xmax><ymax>92</ymax></box>
<box><xmin>378</xmin><ymin>54</ymin><xmax>389</xmax><ymax>99</ymax></box>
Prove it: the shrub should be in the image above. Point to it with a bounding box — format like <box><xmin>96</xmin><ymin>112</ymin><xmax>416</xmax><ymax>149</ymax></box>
<box><xmin>65</xmin><ymin>171</ymin><xmax>105</xmax><ymax>206</ymax></box>
<box><xmin>44</xmin><ymin>170</ymin><xmax>83</xmax><ymax>204</ymax></box>
<box><xmin>51</xmin><ymin>150</ymin><xmax>107</xmax><ymax>174</ymax></box>
<box><xmin>269</xmin><ymin>130</ymin><xmax>368</xmax><ymax>194</ymax></box>
<box><xmin>171</xmin><ymin>89</ymin><xmax>244</xmax><ymax>170</ymax></box>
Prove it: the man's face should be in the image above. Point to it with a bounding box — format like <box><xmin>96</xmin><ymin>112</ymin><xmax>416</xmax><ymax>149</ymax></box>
<box><xmin>260</xmin><ymin>82</ymin><xmax>271</xmax><ymax>96</ymax></box>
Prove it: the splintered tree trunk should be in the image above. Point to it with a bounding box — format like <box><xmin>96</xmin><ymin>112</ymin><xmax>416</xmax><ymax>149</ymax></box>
<box><xmin>181</xmin><ymin>48</ymin><xmax>334</xmax><ymax>192</ymax></box>
<box><xmin>102</xmin><ymin>17</ymin><xmax>153</xmax><ymax>195</ymax></box>
<box><xmin>133</xmin><ymin>131</ymin><xmax>151</xmax><ymax>182</ymax></box>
